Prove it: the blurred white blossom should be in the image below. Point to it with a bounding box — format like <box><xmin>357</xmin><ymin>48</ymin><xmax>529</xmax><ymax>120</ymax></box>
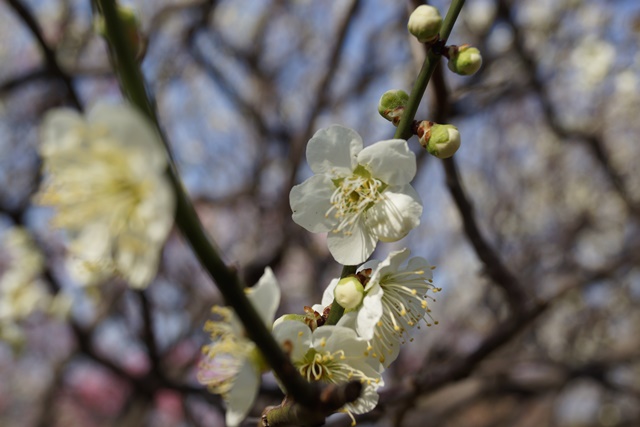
<box><xmin>36</xmin><ymin>103</ymin><xmax>175</xmax><ymax>288</ymax></box>
<box><xmin>0</xmin><ymin>227</ymin><xmax>69</xmax><ymax>346</ymax></box>
<box><xmin>290</xmin><ymin>125</ymin><xmax>422</xmax><ymax>265</ymax></box>
<box><xmin>198</xmin><ymin>268</ymin><xmax>280</xmax><ymax>427</ymax></box>
<box><xmin>570</xmin><ymin>36</ymin><xmax>616</xmax><ymax>88</ymax></box>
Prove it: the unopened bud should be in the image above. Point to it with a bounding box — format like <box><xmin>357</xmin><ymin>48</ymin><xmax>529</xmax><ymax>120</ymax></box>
<box><xmin>334</xmin><ymin>276</ymin><xmax>364</xmax><ymax>310</ymax></box>
<box><xmin>447</xmin><ymin>45</ymin><xmax>482</xmax><ymax>76</ymax></box>
<box><xmin>378</xmin><ymin>89</ymin><xmax>409</xmax><ymax>126</ymax></box>
<box><xmin>417</xmin><ymin>121</ymin><xmax>461</xmax><ymax>159</ymax></box>
<box><xmin>408</xmin><ymin>5</ymin><xmax>442</xmax><ymax>44</ymax></box>
<box><xmin>94</xmin><ymin>6</ymin><xmax>144</xmax><ymax>58</ymax></box>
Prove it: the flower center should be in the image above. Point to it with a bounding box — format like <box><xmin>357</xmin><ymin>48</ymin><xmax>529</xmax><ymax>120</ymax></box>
<box><xmin>297</xmin><ymin>348</ymin><xmax>347</xmax><ymax>382</ymax></box>
<box><xmin>325</xmin><ymin>166</ymin><xmax>387</xmax><ymax>235</ymax></box>
<box><xmin>296</xmin><ymin>348</ymin><xmax>379</xmax><ymax>386</ymax></box>
<box><xmin>370</xmin><ymin>268</ymin><xmax>441</xmax><ymax>363</ymax></box>
<box><xmin>197</xmin><ymin>307</ymin><xmax>252</xmax><ymax>395</ymax></box>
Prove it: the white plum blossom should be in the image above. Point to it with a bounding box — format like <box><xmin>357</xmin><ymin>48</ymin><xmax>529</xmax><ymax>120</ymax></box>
<box><xmin>0</xmin><ymin>227</ymin><xmax>70</xmax><ymax>345</ymax></box>
<box><xmin>290</xmin><ymin>125</ymin><xmax>422</xmax><ymax>265</ymax></box>
<box><xmin>273</xmin><ymin>319</ymin><xmax>383</xmax><ymax>417</ymax></box>
<box><xmin>36</xmin><ymin>102</ymin><xmax>175</xmax><ymax>288</ymax></box>
<box><xmin>198</xmin><ymin>268</ymin><xmax>281</xmax><ymax>427</ymax></box>
<box><xmin>316</xmin><ymin>249</ymin><xmax>439</xmax><ymax>367</ymax></box>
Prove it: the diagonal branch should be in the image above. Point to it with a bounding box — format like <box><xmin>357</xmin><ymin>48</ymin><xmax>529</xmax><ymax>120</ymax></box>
<box><xmin>95</xmin><ymin>0</ymin><xmax>319</xmax><ymax>407</ymax></box>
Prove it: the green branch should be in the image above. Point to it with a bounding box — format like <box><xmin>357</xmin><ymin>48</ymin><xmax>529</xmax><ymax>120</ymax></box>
<box><xmin>394</xmin><ymin>0</ymin><xmax>466</xmax><ymax>140</ymax></box>
<box><xmin>95</xmin><ymin>0</ymin><xmax>317</xmax><ymax>407</ymax></box>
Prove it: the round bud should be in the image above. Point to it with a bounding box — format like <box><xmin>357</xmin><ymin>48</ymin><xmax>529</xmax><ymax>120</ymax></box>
<box><xmin>447</xmin><ymin>45</ymin><xmax>483</xmax><ymax>76</ymax></box>
<box><xmin>408</xmin><ymin>5</ymin><xmax>443</xmax><ymax>43</ymax></box>
<box><xmin>334</xmin><ymin>276</ymin><xmax>365</xmax><ymax>310</ymax></box>
<box><xmin>417</xmin><ymin>121</ymin><xmax>461</xmax><ymax>159</ymax></box>
<box><xmin>378</xmin><ymin>89</ymin><xmax>409</xmax><ymax>126</ymax></box>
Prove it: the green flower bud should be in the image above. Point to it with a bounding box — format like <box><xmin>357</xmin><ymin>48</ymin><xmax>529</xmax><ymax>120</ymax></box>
<box><xmin>334</xmin><ymin>276</ymin><xmax>364</xmax><ymax>310</ymax></box>
<box><xmin>408</xmin><ymin>5</ymin><xmax>442</xmax><ymax>43</ymax></box>
<box><xmin>417</xmin><ymin>121</ymin><xmax>461</xmax><ymax>159</ymax></box>
<box><xmin>378</xmin><ymin>89</ymin><xmax>409</xmax><ymax>126</ymax></box>
<box><xmin>447</xmin><ymin>45</ymin><xmax>482</xmax><ymax>76</ymax></box>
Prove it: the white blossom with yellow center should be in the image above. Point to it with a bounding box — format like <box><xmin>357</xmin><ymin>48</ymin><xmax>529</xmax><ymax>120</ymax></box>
<box><xmin>317</xmin><ymin>249</ymin><xmax>439</xmax><ymax>367</ymax></box>
<box><xmin>36</xmin><ymin>103</ymin><xmax>175</xmax><ymax>288</ymax></box>
<box><xmin>198</xmin><ymin>268</ymin><xmax>280</xmax><ymax>427</ymax></box>
<box><xmin>290</xmin><ymin>125</ymin><xmax>422</xmax><ymax>265</ymax></box>
<box><xmin>273</xmin><ymin>320</ymin><xmax>383</xmax><ymax>417</ymax></box>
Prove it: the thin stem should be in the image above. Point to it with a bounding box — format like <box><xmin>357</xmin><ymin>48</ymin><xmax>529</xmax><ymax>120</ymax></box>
<box><xmin>95</xmin><ymin>0</ymin><xmax>316</xmax><ymax>407</ymax></box>
<box><xmin>394</xmin><ymin>0</ymin><xmax>465</xmax><ymax>140</ymax></box>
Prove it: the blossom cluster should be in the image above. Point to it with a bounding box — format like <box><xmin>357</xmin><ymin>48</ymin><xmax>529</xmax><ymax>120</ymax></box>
<box><xmin>199</xmin><ymin>250</ymin><xmax>438</xmax><ymax>425</ymax></box>
<box><xmin>30</xmin><ymin>4</ymin><xmax>452</xmax><ymax>423</ymax></box>
<box><xmin>199</xmin><ymin>125</ymin><xmax>440</xmax><ymax>425</ymax></box>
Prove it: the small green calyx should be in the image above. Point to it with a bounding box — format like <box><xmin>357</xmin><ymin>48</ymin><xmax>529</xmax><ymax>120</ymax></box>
<box><xmin>417</xmin><ymin>121</ymin><xmax>461</xmax><ymax>159</ymax></box>
<box><xmin>447</xmin><ymin>45</ymin><xmax>482</xmax><ymax>76</ymax></box>
<box><xmin>408</xmin><ymin>5</ymin><xmax>443</xmax><ymax>44</ymax></box>
<box><xmin>378</xmin><ymin>90</ymin><xmax>410</xmax><ymax>126</ymax></box>
<box><xmin>334</xmin><ymin>275</ymin><xmax>365</xmax><ymax>310</ymax></box>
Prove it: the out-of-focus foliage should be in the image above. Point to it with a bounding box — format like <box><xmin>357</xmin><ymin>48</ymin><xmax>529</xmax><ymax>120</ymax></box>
<box><xmin>0</xmin><ymin>0</ymin><xmax>639</xmax><ymax>426</ymax></box>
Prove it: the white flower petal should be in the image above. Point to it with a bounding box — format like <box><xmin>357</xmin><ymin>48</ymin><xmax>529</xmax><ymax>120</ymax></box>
<box><xmin>306</xmin><ymin>125</ymin><xmax>362</xmax><ymax>176</ymax></box>
<box><xmin>358</xmin><ymin>260</ymin><xmax>380</xmax><ymax>275</ymax></box>
<box><xmin>272</xmin><ymin>319</ymin><xmax>312</xmax><ymax>362</ymax></box>
<box><xmin>118</xmin><ymin>250</ymin><xmax>159</xmax><ymax>289</ymax></box>
<box><xmin>40</xmin><ymin>109</ymin><xmax>84</xmax><ymax>156</ymax></box>
<box><xmin>406</xmin><ymin>256</ymin><xmax>433</xmax><ymax>279</ymax></box>
<box><xmin>356</xmin><ymin>283</ymin><xmax>383</xmax><ymax>341</ymax></box>
<box><xmin>365</xmin><ymin>185</ymin><xmax>422</xmax><ymax>242</ymax></box>
<box><xmin>87</xmin><ymin>103</ymin><xmax>166</xmax><ymax>171</ymax></box>
<box><xmin>313</xmin><ymin>325</ymin><xmax>366</xmax><ymax>356</ymax></box>
<box><xmin>346</xmin><ymin>381</ymin><xmax>380</xmax><ymax>415</ymax></box>
<box><xmin>246</xmin><ymin>267</ymin><xmax>281</xmax><ymax>326</ymax></box>
<box><xmin>290</xmin><ymin>175</ymin><xmax>335</xmax><ymax>233</ymax></box>
<box><xmin>357</xmin><ymin>139</ymin><xmax>416</xmax><ymax>185</ymax></box>
<box><xmin>327</xmin><ymin>219</ymin><xmax>377</xmax><ymax>265</ymax></box>
<box><xmin>224</xmin><ymin>360</ymin><xmax>260</xmax><ymax>427</ymax></box>
<box><xmin>378</xmin><ymin>340</ymin><xmax>401</xmax><ymax>368</ymax></box>
<box><xmin>320</xmin><ymin>278</ymin><xmax>339</xmax><ymax>308</ymax></box>
<box><xmin>369</xmin><ymin>249</ymin><xmax>411</xmax><ymax>286</ymax></box>
<box><xmin>336</xmin><ymin>310</ymin><xmax>357</xmax><ymax>330</ymax></box>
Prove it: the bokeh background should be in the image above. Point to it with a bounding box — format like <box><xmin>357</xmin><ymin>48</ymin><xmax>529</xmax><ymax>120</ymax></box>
<box><xmin>1</xmin><ymin>0</ymin><xmax>640</xmax><ymax>426</ymax></box>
